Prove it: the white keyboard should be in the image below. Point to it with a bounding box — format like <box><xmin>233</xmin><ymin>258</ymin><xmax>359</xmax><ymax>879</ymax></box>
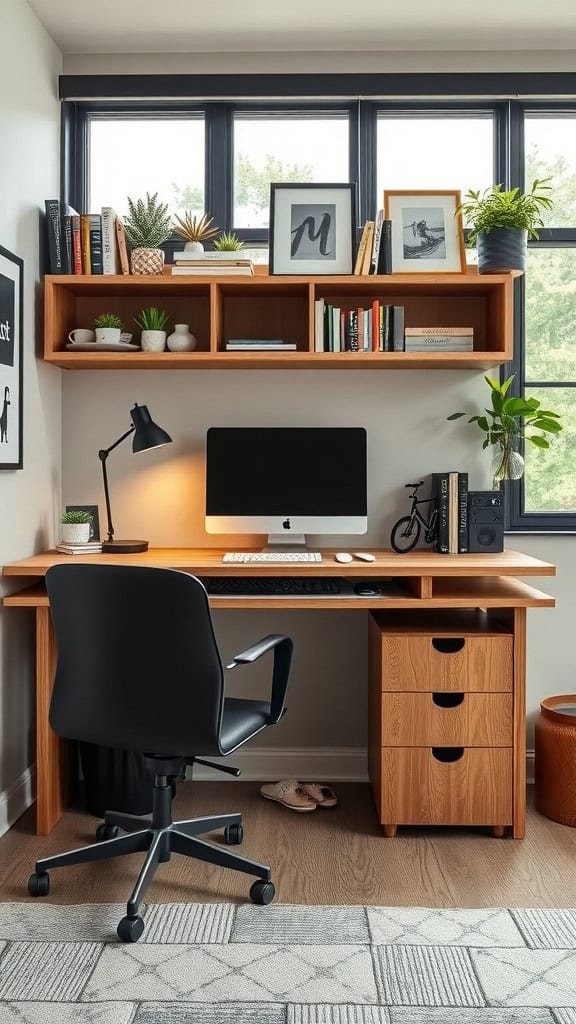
<box><xmin>222</xmin><ymin>551</ymin><xmax>322</xmax><ymax>564</ymax></box>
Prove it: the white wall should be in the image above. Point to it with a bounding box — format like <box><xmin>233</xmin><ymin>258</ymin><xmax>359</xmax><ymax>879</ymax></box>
<box><xmin>0</xmin><ymin>0</ymin><xmax>62</xmax><ymax>832</ymax></box>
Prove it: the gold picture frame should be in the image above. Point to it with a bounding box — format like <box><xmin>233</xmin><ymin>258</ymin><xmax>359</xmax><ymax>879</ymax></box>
<box><xmin>383</xmin><ymin>190</ymin><xmax>466</xmax><ymax>273</ymax></box>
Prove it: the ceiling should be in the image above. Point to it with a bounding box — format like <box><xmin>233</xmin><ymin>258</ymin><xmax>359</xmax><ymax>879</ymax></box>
<box><xmin>27</xmin><ymin>0</ymin><xmax>576</xmax><ymax>54</ymax></box>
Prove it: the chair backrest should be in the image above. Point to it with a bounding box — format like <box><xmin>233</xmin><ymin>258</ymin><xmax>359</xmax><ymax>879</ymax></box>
<box><xmin>46</xmin><ymin>564</ymin><xmax>225</xmax><ymax>757</ymax></box>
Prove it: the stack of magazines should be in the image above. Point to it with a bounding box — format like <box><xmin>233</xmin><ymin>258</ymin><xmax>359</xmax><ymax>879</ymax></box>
<box><xmin>56</xmin><ymin>540</ymin><xmax>103</xmax><ymax>555</ymax></box>
<box><xmin>225</xmin><ymin>339</ymin><xmax>296</xmax><ymax>351</ymax></box>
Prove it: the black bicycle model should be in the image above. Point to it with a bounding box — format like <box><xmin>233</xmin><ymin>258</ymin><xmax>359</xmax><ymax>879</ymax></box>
<box><xmin>390</xmin><ymin>481</ymin><xmax>438</xmax><ymax>553</ymax></box>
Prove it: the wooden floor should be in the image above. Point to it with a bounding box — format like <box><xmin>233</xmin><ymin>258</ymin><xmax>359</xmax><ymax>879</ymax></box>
<box><xmin>1</xmin><ymin>783</ymin><xmax>575</xmax><ymax>908</ymax></box>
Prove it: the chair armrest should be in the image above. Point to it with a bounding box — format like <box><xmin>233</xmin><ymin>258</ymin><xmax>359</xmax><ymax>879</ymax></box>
<box><xmin>226</xmin><ymin>633</ymin><xmax>293</xmax><ymax>725</ymax></box>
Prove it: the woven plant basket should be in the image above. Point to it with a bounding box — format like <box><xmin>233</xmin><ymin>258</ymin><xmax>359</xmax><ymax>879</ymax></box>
<box><xmin>130</xmin><ymin>247</ymin><xmax>165</xmax><ymax>275</ymax></box>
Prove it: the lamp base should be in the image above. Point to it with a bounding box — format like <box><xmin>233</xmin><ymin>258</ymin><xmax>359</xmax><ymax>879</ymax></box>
<box><xmin>101</xmin><ymin>539</ymin><xmax>149</xmax><ymax>553</ymax></box>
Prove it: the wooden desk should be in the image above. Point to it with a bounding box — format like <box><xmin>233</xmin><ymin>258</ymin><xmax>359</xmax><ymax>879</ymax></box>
<box><xmin>3</xmin><ymin>547</ymin><xmax>555</xmax><ymax>835</ymax></box>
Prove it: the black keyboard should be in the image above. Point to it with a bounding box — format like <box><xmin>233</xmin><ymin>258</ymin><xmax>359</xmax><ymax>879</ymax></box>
<box><xmin>200</xmin><ymin>576</ymin><xmax>342</xmax><ymax>596</ymax></box>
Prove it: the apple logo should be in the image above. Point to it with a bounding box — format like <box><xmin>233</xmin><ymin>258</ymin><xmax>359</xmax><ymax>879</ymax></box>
<box><xmin>282</xmin><ymin>518</ymin><xmax>291</xmax><ymax>530</ymax></box>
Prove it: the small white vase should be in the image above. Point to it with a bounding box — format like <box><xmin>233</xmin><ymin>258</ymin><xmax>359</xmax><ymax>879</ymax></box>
<box><xmin>141</xmin><ymin>330</ymin><xmax>166</xmax><ymax>352</ymax></box>
<box><xmin>167</xmin><ymin>324</ymin><xmax>197</xmax><ymax>352</ymax></box>
<box><xmin>95</xmin><ymin>327</ymin><xmax>121</xmax><ymax>344</ymax></box>
<box><xmin>61</xmin><ymin>522</ymin><xmax>90</xmax><ymax>544</ymax></box>
<box><xmin>183</xmin><ymin>241</ymin><xmax>204</xmax><ymax>255</ymax></box>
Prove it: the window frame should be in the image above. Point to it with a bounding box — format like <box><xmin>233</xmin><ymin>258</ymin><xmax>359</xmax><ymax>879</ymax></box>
<box><xmin>61</xmin><ymin>75</ymin><xmax>576</xmax><ymax>534</ymax></box>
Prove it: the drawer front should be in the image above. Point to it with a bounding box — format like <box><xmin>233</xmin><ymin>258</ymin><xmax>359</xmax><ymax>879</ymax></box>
<box><xmin>382</xmin><ymin>635</ymin><xmax>512</xmax><ymax>692</ymax></box>
<box><xmin>378</xmin><ymin>746</ymin><xmax>512</xmax><ymax>826</ymax></box>
<box><xmin>382</xmin><ymin>692</ymin><xmax>513</xmax><ymax>746</ymax></box>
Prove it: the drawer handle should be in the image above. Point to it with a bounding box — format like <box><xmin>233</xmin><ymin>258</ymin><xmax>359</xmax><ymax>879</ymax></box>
<box><xmin>432</xmin><ymin>692</ymin><xmax>464</xmax><ymax>709</ymax></box>
<box><xmin>432</xmin><ymin>637</ymin><xmax>465</xmax><ymax>654</ymax></box>
<box><xmin>432</xmin><ymin>746</ymin><xmax>464</xmax><ymax>763</ymax></box>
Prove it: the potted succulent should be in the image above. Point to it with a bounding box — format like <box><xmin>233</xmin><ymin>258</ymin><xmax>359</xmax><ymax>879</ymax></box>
<box><xmin>211</xmin><ymin>232</ymin><xmax>245</xmax><ymax>260</ymax></box>
<box><xmin>173</xmin><ymin>212</ymin><xmax>219</xmax><ymax>255</ymax></box>
<box><xmin>124</xmin><ymin>192</ymin><xmax>172</xmax><ymax>275</ymax></box>
<box><xmin>458</xmin><ymin>178</ymin><xmax>553</xmax><ymax>274</ymax></box>
<box><xmin>134</xmin><ymin>306</ymin><xmax>170</xmax><ymax>352</ymax></box>
<box><xmin>94</xmin><ymin>312</ymin><xmax>123</xmax><ymax>344</ymax></box>
<box><xmin>61</xmin><ymin>509</ymin><xmax>92</xmax><ymax>545</ymax></box>
<box><xmin>448</xmin><ymin>373</ymin><xmax>562</xmax><ymax>490</ymax></box>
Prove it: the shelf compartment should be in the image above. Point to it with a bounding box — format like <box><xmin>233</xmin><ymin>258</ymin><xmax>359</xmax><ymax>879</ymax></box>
<box><xmin>215</xmin><ymin>281</ymin><xmax>309</xmax><ymax>354</ymax></box>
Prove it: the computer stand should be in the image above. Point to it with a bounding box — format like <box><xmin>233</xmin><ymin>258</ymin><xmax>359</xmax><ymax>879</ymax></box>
<box><xmin>265</xmin><ymin>533</ymin><xmax>309</xmax><ymax>550</ymax></box>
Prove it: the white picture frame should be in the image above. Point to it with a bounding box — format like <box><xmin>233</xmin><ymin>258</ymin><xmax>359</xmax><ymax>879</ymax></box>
<box><xmin>384</xmin><ymin>190</ymin><xmax>466</xmax><ymax>274</ymax></box>
<box><xmin>0</xmin><ymin>245</ymin><xmax>23</xmax><ymax>470</ymax></box>
<box><xmin>269</xmin><ymin>183</ymin><xmax>357</xmax><ymax>275</ymax></box>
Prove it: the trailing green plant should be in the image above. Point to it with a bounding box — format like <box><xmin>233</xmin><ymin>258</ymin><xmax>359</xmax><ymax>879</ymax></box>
<box><xmin>134</xmin><ymin>306</ymin><xmax>170</xmax><ymax>332</ymax></box>
<box><xmin>94</xmin><ymin>312</ymin><xmax>123</xmax><ymax>330</ymax></box>
<box><xmin>173</xmin><ymin>212</ymin><xmax>219</xmax><ymax>243</ymax></box>
<box><xmin>213</xmin><ymin>232</ymin><xmax>244</xmax><ymax>252</ymax></box>
<box><xmin>457</xmin><ymin>179</ymin><xmax>553</xmax><ymax>244</ymax></box>
<box><xmin>61</xmin><ymin>509</ymin><xmax>92</xmax><ymax>524</ymax></box>
<box><xmin>124</xmin><ymin>192</ymin><xmax>172</xmax><ymax>249</ymax></box>
<box><xmin>448</xmin><ymin>373</ymin><xmax>562</xmax><ymax>489</ymax></box>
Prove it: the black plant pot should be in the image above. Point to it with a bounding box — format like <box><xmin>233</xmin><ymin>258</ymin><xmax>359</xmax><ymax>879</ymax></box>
<box><xmin>477</xmin><ymin>228</ymin><xmax>527</xmax><ymax>274</ymax></box>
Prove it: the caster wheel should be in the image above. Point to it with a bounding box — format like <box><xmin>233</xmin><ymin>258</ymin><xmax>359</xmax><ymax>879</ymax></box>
<box><xmin>28</xmin><ymin>872</ymin><xmax>50</xmax><ymax>897</ymax></box>
<box><xmin>250</xmin><ymin>879</ymin><xmax>275</xmax><ymax>905</ymax></box>
<box><xmin>96</xmin><ymin>824</ymin><xmax>119</xmax><ymax>841</ymax></box>
<box><xmin>224</xmin><ymin>823</ymin><xmax>243</xmax><ymax>845</ymax></box>
<box><xmin>117</xmin><ymin>915</ymin><xmax>145</xmax><ymax>943</ymax></box>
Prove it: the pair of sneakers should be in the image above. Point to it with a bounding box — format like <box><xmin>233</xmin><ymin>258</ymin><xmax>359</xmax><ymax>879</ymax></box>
<box><xmin>260</xmin><ymin>779</ymin><xmax>338</xmax><ymax>812</ymax></box>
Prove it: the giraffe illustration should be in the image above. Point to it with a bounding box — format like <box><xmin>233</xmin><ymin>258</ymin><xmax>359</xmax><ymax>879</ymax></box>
<box><xmin>0</xmin><ymin>386</ymin><xmax>10</xmax><ymax>443</ymax></box>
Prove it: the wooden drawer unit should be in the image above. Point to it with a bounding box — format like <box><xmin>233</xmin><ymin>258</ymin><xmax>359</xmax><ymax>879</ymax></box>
<box><xmin>381</xmin><ymin>692</ymin><xmax>513</xmax><ymax>747</ymax></box>
<box><xmin>381</xmin><ymin>634</ymin><xmax>513</xmax><ymax>692</ymax></box>
<box><xmin>376</xmin><ymin>747</ymin><xmax>513</xmax><ymax>826</ymax></box>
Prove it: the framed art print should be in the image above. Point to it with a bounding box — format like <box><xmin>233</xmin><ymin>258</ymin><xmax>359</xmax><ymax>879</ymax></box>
<box><xmin>0</xmin><ymin>244</ymin><xmax>23</xmax><ymax>470</ymax></box>
<box><xmin>383</xmin><ymin>190</ymin><xmax>466</xmax><ymax>274</ymax></box>
<box><xmin>269</xmin><ymin>182</ymin><xmax>357</xmax><ymax>275</ymax></box>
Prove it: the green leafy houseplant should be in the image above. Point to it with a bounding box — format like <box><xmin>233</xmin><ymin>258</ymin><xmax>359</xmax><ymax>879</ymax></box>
<box><xmin>458</xmin><ymin>179</ymin><xmax>553</xmax><ymax>243</ymax></box>
<box><xmin>213</xmin><ymin>232</ymin><xmax>244</xmax><ymax>252</ymax></box>
<box><xmin>61</xmin><ymin>509</ymin><xmax>92</xmax><ymax>524</ymax></box>
<box><xmin>94</xmin><ymin>313</ymin><xmax>123</xmax><ymax>330</ymax></box>
<box><xmin>448</xmin><ymin>374</ymin><xmax>563</xmax><ymax>490</ymax></box>
<box><xmin>134</xmin><ymin>307</ymin><xmax>169</xmax><ymax>332</ymax></box>
<box><xmin>124</xmin><ymin>192</ymin><xmax>172</xmax><ymax>275</ymax></box>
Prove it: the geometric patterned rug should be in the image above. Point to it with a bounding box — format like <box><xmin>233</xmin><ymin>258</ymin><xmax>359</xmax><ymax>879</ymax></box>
<box><xmin>0</xmin><ymin>903</ymin><xmax>575</xmax><ymax>1022</ymax></box>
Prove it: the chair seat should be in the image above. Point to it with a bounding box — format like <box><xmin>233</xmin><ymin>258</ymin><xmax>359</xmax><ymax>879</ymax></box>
<box><xmin>220</xmin><ymin>698</ymin><xmax>271</xmax><ymax>753</ymax></box>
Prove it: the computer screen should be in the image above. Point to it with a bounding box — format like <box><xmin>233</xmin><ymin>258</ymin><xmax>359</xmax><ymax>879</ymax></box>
<box><xmin>206</xmin><ymin>427</ymin><xmax>367</xmax><ymax>537</ymax></box>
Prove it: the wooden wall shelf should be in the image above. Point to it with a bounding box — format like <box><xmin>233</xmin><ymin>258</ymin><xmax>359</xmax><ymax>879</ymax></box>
<box><xmin>44</xmin><ymin>272</ymin><xmax>514</xmax><ymax>370</ymax></box>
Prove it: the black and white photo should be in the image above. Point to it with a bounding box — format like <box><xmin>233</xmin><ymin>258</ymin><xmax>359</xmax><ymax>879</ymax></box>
<box><xmin>0</xmin><ymin>245</ymin><xmax>23</xmax><ymax>470</ymax></box>
<box><xmin>270</xmin><ymin>183</ymin><xmax>356</xmax><ymax>274</ymax></box>
<box><xmin>384</xmin><ymin>191</ymin><xmax>466</xmax><ymax>274</ymax></box>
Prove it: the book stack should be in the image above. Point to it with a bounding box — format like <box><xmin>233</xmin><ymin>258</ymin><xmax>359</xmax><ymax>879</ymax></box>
<box><xmin>354</xmin><ymin>213</ymin><xmax>392</xmax><ymax>276</ymax></box>
<box><xmin>167</xmin><ymin>254</ymin><xmax>254</xmax><ymax>276</ymax></box>
<box><xmin>45</xmin><ymin>200</ymin><xmax>129</xmax><ymax>276</ymax></box>
<box><xmin>404</xmin><ymin>327</ymin><xmax>474</xmax><ymax>352</ymax></box>
<box><xmin>432</xmin><ymin>471</ymin><xmax>468</xmax><ymax>554</ymax></box>
<box><xmin>56</xmin><ymin>541</ymin><xmax>103</xmax><ymax>555</ymax></box>
<box><xmin>314</xmin><ymin>299</ymin><xmax>404</xmax><ymax>353</ymax></box>
<box><xmin>225</xmin><ymin>339</ymin><xmax>296</xmax><ymax>351</ymax></box>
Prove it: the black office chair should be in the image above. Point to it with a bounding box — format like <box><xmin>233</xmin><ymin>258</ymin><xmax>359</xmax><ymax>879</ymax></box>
<box><xmin>28</xmin><ymin>564</ymin><xmax>293</xmax><ymax>942</ymax></box>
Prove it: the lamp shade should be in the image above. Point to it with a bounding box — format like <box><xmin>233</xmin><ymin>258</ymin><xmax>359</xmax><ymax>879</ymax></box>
<box><xmin>130</xmin><ymin>403</ymin><xmax>172</xmax><ymax>453</ymax></box>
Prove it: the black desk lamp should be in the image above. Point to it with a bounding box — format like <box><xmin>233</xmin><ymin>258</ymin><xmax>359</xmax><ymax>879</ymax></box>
<box><xmin>99</xmin><ymin>403</ymin><xmax>172</xmax><ymax>553</ymax></box>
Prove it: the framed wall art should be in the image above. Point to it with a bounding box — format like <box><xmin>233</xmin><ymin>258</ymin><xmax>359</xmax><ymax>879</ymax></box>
<box><xmin>269</xmin><ymin>182</ymin><xmax>357</xmax><ymax>275</ymax></box>
<box><xmin>383</xmin><ymin>190</ymin><xmax>466</xmax><ymax>274</ymax></box>
<box><xmin>0</xmin><ymin>244</ymin><xmax>23</xmax><ymax>470</ymax></box>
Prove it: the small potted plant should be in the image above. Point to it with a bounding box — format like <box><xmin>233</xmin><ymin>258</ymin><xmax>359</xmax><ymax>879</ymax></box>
<box><xmin>448</xmin><ymin>373</ymin><xmax>562</xmax><ymax>490</ymax></box>
<box><xmin>211</xmin><ymin>232</ymin><xmax>245</xmax><ymax>260</ymax></box>
<box><xmin>124</xmin><ymin>192</ymin><xmax>172</xmax><ymax>275</ymax></box>
<box><xmin>134</xmin><ymin>306</ymin><xmax>170</xmax><ymax>352</ymax></box>
<box><xmin>458</xmin><ymin>178</ymin><xmax>553</xmax><ymax>274</ymax></box>
<box><xmin>61</xmin><ymin>509</ymin><xmax>92</xmax><ymax>545</ymax></box>
<box><xmin>94</xmin><ymin>313</ymin><xmax>123</xmax><ymax>344</ymax></box>
<box><xmin>172</xmin><ymin>212</ymin><xmax>219</xmax><ymax>255</ymax></box>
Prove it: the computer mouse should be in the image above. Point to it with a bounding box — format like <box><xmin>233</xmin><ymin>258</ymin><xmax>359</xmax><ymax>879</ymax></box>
<box><xmin>353</xmin><ymin>552</ymin><xmax>375</xmax><ymax>562</ymax></box>
<box><xmin>354</xmin><ymin>583</ymin><xmax>382</xmax><ymax>596</ymax></box>
<box><xmin>334</xmin><ymin>552</ymin><xmax>353</xmax><ymax>564</ymax></box>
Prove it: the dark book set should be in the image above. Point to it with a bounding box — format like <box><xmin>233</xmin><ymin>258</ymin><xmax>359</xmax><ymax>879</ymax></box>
<box><xmin>44</xmin><ymin>201</ymin><xmax>126</xmax><ymax>275</ymax></box>
<box><xmin>432</xmin><ymin>473</ymin><xmax>504</xmax><ymax>554</ymax></box>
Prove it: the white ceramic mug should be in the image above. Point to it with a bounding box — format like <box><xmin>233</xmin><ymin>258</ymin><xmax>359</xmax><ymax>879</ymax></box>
<box><xmin>68</xmin><ymin>328</ymin><xmax>96</xmax><ymax>344</ymax></box>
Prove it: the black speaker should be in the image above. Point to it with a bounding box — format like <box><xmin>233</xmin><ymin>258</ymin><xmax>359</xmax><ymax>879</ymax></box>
<box><xmin>468</xmin><ymin>491</ymin><xmax>505</xmax><ymax>553</ymax></box>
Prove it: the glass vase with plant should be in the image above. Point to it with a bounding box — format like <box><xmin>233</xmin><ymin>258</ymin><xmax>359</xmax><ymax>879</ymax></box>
<box><xmin>458</xmin><ymin>179</ymin><xmax>553</xmax><ymax>273</ymax></box>
<box><xmin>124</xmin><ymin>192</ymin><xmax>172</xmax><ymax>275</ymax></box>
<box><xmin>448</xmin><ymin>373</ymin><xmax>562</xmax><ymax>490</ymax></box>
<box><xmin>134</xmin><ymin>307</ymin><xmax>170</xmax><ymax>353</ymax></box>
<box><xmin>94</xmin><ymin>312</ymin><xmax>123</xmax><ymax>344</ymax></box>
<box><xmin>173</xmin><ymin>212</ymin><xmax>219</xmax><ymax>255</ymax></box>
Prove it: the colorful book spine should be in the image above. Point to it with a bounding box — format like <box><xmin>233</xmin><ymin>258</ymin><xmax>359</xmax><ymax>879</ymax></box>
<box><xmin>361</xmin><ymin>223</ymin><xmax>374</xmax><ymax>275</ymax></box>
<box><xmin>377</xmin><ymin>219</ymin><xmax>392</xmax><ymax>274</ymax></box>
<box><xmin>101</xmin><ymin>207</ymin><xmax>119</xmax><ymax>275</ymax></box>
<box><xmin>314</xmin><ymin>298</ymin><xmax>325</xmax><ymax>352</ymax></box>
<box><xmin>392</xmin><ymin>306</ymin><xmax>405</xmax><ymax>351</ymax></box>
<box><xmin>448</xmin><ymin>471</ymin><xmax>459</xmax><ymax>554</ymax></box>
<box><xmin>370</xmin><ymin>210</ymin><xmax>384</xmax><ymax>275</ymax></box>
<box><xmin>458</xmin><ymin>472</ymin><xmax>469</xmax><ymax>553</ymax></box>
<box><xmin>71</xmin><ymin>215</ymin><xmax>82</xmax><ymax>274</ymax></box>
<box><xmin>114</xmin><ymin>218</ymin><xmax>130</xmax><ymax>275</ymax></box>
<box><xmin>45</xmin><ymin>199</ymin><xmax>63</xmax><ymax>274</ymax></box>
<box><xmin>89</xmin><ymin>214</ymin><xmax>103</xmax><ymax>274</ymax></box>
<box><xmin>63</xmin><ymin>215</ymin><xmax>73</xmax><ymax>275</ymax></box>
<box><xmin>354</xmin><ymin>223</ymin><xmax>370</xmax><ymax>275</ymax></box>
<box><xmin>349</xmin><ymin>309</ymin><xmax>359</xmax><ymax>351</ymax></box>
<box><xmin>80</xmin><ymin>214</ymin><xmax>91</xmax><ymax>274</ymax></box>
<box><xmin>433</xmin><ymin>472</ymin><xmax>449</xmax><ymax>554</ymax></box>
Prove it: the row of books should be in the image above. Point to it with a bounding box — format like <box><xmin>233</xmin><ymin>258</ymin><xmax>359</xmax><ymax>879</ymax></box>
<box><xmin>433</xmin><ymin>472</ymin><xmax>468</xmax><ymax>554</ymax></box>
<box><xmin>45</xmin><ymin>200</ymin><xmax>129</xmax><ymax>275</ymax></box>
<box><xmin>314</xmin><ymin>300</ymin><xmax>404</xmax><ymax>353</ymax></box>
<box><xmin>354</xmin><ymin>214</ymin><xmax>392</xmax><ymax>276</ymax></box>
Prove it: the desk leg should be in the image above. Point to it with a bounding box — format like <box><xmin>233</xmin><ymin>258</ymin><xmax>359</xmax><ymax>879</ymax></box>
<box><xmin>36</xmin><ymin>607</ymin><xmax>67</xmax><ymax>835</ymax></box>
<box><xmin>513</xmin><ymin>606</ymin><xmax>527</xmax><ymax>840</ymax></box>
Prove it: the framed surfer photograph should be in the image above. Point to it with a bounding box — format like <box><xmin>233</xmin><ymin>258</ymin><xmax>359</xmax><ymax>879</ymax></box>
<box><xmin>384</xmin><ymin>190</ymin><xmax>466</xmax><ymax>274</ymax></box>
<box><xmin>0</xmin><ymin>244</ymin><xmax>23</xmax><ymax>470</ymax></box>
<box><xmin>269</xmin><ymin>182</ymin><xmax>357</xmax><ymax>275</ymax></box>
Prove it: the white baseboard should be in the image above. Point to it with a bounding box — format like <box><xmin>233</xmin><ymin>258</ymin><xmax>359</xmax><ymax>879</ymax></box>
<box><xmin>0</xmin><ymin>765</ymin><xmax>36</xmax><ymax>838</ymax></box>
<box><xmin>190</xmin><ymin>747</ymin><xmax>368</xmax><ymax>782</ymax></box>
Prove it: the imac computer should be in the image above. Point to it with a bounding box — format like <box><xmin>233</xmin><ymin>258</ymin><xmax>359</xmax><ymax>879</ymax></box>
<box><xmin>206</xmin><ymin>427</ymin><xmax>367</xmax><ymax>555</ymax></box>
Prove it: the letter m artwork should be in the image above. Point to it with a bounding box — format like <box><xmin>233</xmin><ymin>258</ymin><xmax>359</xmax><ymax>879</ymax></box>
<box><xmin>290</xmin><ymin>203</ymin><xmax>336</xmax><ymax>260</ymax></box>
